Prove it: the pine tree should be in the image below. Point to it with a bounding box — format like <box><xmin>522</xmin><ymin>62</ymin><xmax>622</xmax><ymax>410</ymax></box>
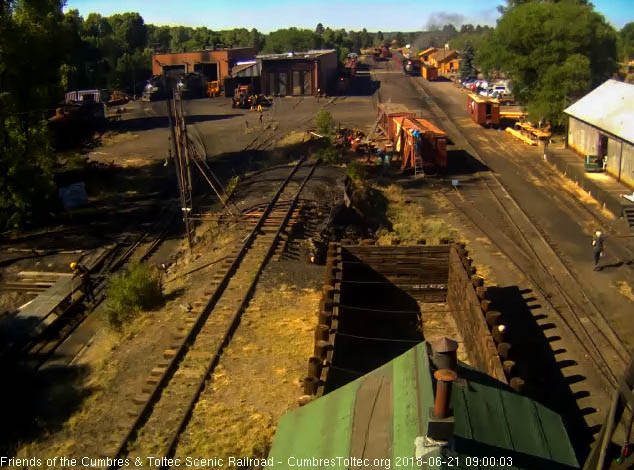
<box><xmin>459</xmin><ymin>43</ymin><xmax>476</xmax><ymax>79</ymax></box>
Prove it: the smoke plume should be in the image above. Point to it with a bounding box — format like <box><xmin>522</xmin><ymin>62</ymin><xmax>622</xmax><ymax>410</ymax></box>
<box><xmin>425</xmin><ymin>12</ymin><xmax>465</xmax><ymax>30</ymax></box>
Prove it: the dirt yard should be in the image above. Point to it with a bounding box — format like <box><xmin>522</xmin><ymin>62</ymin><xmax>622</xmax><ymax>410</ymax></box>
<box><xmin>6</xmin><ymin>91</ymin><xmax>368</xmax><ymax>465</ymax></box>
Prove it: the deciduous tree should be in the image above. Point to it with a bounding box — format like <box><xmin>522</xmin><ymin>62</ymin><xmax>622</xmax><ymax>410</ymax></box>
<box><xmin>478</xmin><ymin>1</ymin><xmax>617</xmax><ymax>124</ymax></box>
<box><xmin>0</xmin><ymin>0</ymin><xmax>63</xmax><ymax>229</ymax></box>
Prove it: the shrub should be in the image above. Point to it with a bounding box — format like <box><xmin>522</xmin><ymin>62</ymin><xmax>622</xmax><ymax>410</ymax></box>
<box><xmin>315</xmin><ymin>109</ymin><xmax>335</xmax><ymax>138</ymax></box>
<box><xmin>346</xmin><ymin>160</ymin><xmax>367</xmax><ymax>182</ymax></box>
<box><xmin>319</xmin><ymin>145</ymin><xmax>340</xmax><ymax>164</ymax></box>
<box><xmin>103</xmin><ymin>263</ymin><xmax>163</xmax><ymax>329</ymax></box>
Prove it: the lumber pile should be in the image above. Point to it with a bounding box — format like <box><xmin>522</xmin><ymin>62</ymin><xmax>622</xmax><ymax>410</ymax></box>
<box><xmin>505</xmin><ymin>127</ymin><xmax>537</xmax><ymax>145</ymax></box>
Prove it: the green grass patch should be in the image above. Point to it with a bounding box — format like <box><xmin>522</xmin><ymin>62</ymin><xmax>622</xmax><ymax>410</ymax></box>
<box><xmin>346</xmin><ymin>160</ymin><xmax>368</xmax><ymax>182</ymax></box>
<box><xmin>225</xmin><ymin>175</ymin><xmax>240</xmax><ymax>198</ymax></box>
<box><xmin>103</xmin><ymin>262</ymin><xmax>163</xmax><ymax>330</ymax></box>
<box><xmin>376</xmin><ymin>184</ymin><xmax>456</xmax><ymax>244</ymax></box>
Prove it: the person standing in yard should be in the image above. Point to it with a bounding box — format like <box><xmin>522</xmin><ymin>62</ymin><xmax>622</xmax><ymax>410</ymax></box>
<box><xmin>592</xmin><ymin>230</ymin><xmax>605</xmax><ymax>271</ymax></box>
<box><xmin>70</xmin><ymin>261</ymin><xmax>94</xmax><ymax>302</ymax></box>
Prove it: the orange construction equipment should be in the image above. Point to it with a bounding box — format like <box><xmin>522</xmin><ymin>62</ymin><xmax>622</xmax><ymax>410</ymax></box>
<box><xmin>421</xmin><ymin>65</ymin><xmax>438</xmax><ymax>81</ymax></box>
<box><xmin>467</xmin><ymin>93</ymin><xmax>500</xmax><ymax>127</ymax></box>
<box><xmin>390</xmin><ymin>116</ymin><xmax>448</xmax><ymax>174</ymax></box>
<box><xmin>207</xmin><ymin>80</ymin><xmax>220</xmax><ymax>97</ymax></box>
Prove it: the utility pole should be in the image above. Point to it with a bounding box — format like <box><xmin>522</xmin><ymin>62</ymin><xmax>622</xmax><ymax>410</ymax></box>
<box><xmin>165</xmin><ymin>75</ymin><xmax>193</xmax><ymax>251</ymax></box>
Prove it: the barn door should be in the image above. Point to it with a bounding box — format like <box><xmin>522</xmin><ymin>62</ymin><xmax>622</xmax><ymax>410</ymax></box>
<box><xmin>292</xmin><ymin>71</ymin><xmax>302</xmax><ymax>95</ymax></box>
<box><xmin>269</xmin><ymin>73</ymin><xmax>277</xmax><ymax>95</ymax></box>
<box><xmin>303</xmin><ymin>71</ymin><xmax>312</xmax><ymax>95</ymax></box>
<box><xmin>278</xmin><ymin>72</ymin><xmax>287</xmax><ymax>96</ymax></box>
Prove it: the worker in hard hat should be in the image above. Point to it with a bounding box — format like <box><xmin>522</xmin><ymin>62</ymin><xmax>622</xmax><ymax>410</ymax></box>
<box><xmin>70</xmin><ymin>261</ymin><xmax>94</xmax><ymax>302</ymax></box>
<box><xmin>591</xmin><ymin>230</ymin><xmax>605</xmax><ymax>271</ymax></box>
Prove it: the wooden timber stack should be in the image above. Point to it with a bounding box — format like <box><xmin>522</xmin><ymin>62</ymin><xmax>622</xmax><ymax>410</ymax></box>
<box><xmin>303</xmin><ymin>242</ymin><xmax>526</xmax><ymax>401</ymax></box>
<box><xmin>303</xmin><ymin>242</ymin><xmax>341</xmax><ymax>398</ymax></box>
<box><xmin>305</xmin><ymin>242</ymin><xmax>452</xmax><ymax>397</ymax></box>
<box><xmin>447</xmin><ymin>244</ymin><xmax>525</xmax><ymax>390</ymax></box>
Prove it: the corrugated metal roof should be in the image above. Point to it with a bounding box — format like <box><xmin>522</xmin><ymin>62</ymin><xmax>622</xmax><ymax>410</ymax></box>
<box><xmin>153</xmin><ymin>47</ymin><xmax>253</xmax><ymax>56</ymax></box>
<box><xmin>564</xmin><ymin>79</ymin><xmax>634</xmax><ymax>144</ymax></box>
<box><xmin>257</xmin><ymin>49</ymin><xmax>336</xmax><ymax>61</ymax></box>
<box><xmin>268</xmin><ymin>342</ymin><xmax>579</xmax><ymax>469</ymax></box>
<box><xmin>231</xmin><ymin>61</ymin><xmax>261</xmax><ymax>77</ymax></box>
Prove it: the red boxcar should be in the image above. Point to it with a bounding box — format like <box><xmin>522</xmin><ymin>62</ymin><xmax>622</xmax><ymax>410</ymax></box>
<box><xmin>391</xmin><ymin>116</ymin><xmax>447</xmax><ymax>173</ymax></box>
<box><xmin>467</xmin><ymin>93</ymin><xmax>500</xmax><ymax>127</ymax></box>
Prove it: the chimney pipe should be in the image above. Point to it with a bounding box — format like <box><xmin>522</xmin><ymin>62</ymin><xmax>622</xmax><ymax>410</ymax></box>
<box><xmin>433</xmin><ymin>369</ymin><xmax>457</xmax><ymax>419</ymax></box>
<box><xmin>431</xmin><ymin>337</ymin><xmax>458</xmax><ymax>372</ymax></box>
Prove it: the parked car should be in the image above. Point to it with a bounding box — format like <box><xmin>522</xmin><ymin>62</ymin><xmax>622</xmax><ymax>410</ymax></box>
<box><xmin>490</xmin><ymin>83</ymin><xmax>511</xmax><ymax>96</ymax></box>
<box><xmin>467</xmin><ymin>80</ymin><xmax>485</xmax><ymax>91</ymax></box>
<box><xmin>461</xmin><ymin>78</ymin><xmax>477</xmax><ymax>88</ymax></box>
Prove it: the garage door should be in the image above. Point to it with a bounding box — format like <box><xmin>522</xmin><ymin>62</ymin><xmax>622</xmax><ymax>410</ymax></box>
<box><xmin>303</xmin><ymin>71</ymin><xmax>312</xmax><ymax>95</ymax></box>
<box><xmin>278</xmin><ymin>72</ymin><xmax>287</xmax><ymax>96</ymax></box>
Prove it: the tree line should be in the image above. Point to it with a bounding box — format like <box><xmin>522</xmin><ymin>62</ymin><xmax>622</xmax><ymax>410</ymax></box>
<box><xmin>59</xmin><ymin>15</ymin><xmax>395</xmax><ymax>94</ymax></box>
<box><xmin>0</xmin><ymin>2</ymin><xmax>390</xmax><ymax>230</ymax></box>
<box><xmin>452</xmin><ymin>0</ymin><xmax>633</xmax><ymax>125</ymax></box>
<box><xmin>2</xmin><ymin>0</ymin><xmax>632</xmax><ymax>230</ymax></box>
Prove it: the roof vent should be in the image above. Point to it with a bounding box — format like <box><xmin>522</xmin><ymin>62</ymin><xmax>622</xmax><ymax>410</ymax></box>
<box><xmin>424</xmin><ymin>369</ymin><xmax>457</xmax><ymax>443</ymax></box>
<box><xmin>431</xmin><ymin>337</ymin><xmax>458</xmax><ymax>372</ymax></box>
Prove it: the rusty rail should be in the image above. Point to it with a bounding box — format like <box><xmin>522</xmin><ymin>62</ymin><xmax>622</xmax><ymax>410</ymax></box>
<box><xmin>105</xmin><ymin>157</ymin><xmax>319</xmax><ymax>469</ymax></box>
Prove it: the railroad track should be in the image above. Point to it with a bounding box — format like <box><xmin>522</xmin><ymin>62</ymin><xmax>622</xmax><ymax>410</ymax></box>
<box><xmin>442</xmin><ymin>170</ymin><xmax>628</xmax><ymax>389</ymax></box>
<box><xmin>403</xmin><ymin>76</ymin><xmax>630</xmax><ymax>390</ymax></box>
<box><xmin>242</xmin><ymin>96</ymin><xmax>343</xmax><ymax>152</ymax></box>
<box><xmin>99</xmin><ymin>157</ymin><xmax>319</xmax><ymax>470</ymax></box>
<box><xmin>13</xmin><ymin>204</ymin><xmax>178</xmax><ymax>370</ymax></box>
<box><xmin>498</xmin><ymin>138</ymin><xmax>634</xmax><ymax>261</ymax></box>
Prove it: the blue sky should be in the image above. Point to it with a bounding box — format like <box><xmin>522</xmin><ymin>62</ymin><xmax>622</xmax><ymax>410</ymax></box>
<box><xmin>65</xmin><ymin>0</ymin><xmax>633</xmax><ymax>31</ymax></box>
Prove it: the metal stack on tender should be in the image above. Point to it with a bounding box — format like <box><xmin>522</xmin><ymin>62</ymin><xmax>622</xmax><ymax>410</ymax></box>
<box><xmin>448</xmin><ymin>243</ymin><xmax>526</xmax><ymax>391</ymax></box>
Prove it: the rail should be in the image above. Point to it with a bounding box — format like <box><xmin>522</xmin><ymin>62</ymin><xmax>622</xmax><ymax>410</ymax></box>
<box><xmin>105</xmin><ymin>157</ymin><xmax>320</xmax><ymax>469</ymax></box>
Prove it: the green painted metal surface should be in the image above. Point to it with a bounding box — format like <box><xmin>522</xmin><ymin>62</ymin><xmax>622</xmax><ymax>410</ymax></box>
<box><xmin>392</xmin><ymin>345</ymin><xmax>434</xmax><ymax>469</ymax></box>
<box><xmin>268</xmin><ymin>373</ymin><xmax>360</xmax><ymax>469</ymax></box>
<box><xmin>268</xmin><ymin>342</ymin><xmax>579</xmax><ymax>470</ymax></box>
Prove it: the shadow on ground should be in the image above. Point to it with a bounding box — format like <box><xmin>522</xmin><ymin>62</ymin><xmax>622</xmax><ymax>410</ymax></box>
<box><xmin>0</xmin><ymin>317</ymin><xmax>91</xmax><ymax>454</ymax></box>
<box><xmin>109</xmin><ymin>114</ymin><xmax>240</xmax><ymax>132</ymax></box>
<box><xmin>3</xmin><ymin>160</ymin><xmax>173</xmax><ymax>249</ymax></box>
<box><xmin>337</xmin><ymin>75</ymin><xmax>381</xmax><ymax>96</ymax></box>
<box><xmin>486</xmin><ymin>285</ymin><xmax>595</xmax><ymax>464</ymax></box>
<box><xmin>446</xmin><ymin>149</ymin><xmax>490</xmax><ymax>175</ymax></box>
